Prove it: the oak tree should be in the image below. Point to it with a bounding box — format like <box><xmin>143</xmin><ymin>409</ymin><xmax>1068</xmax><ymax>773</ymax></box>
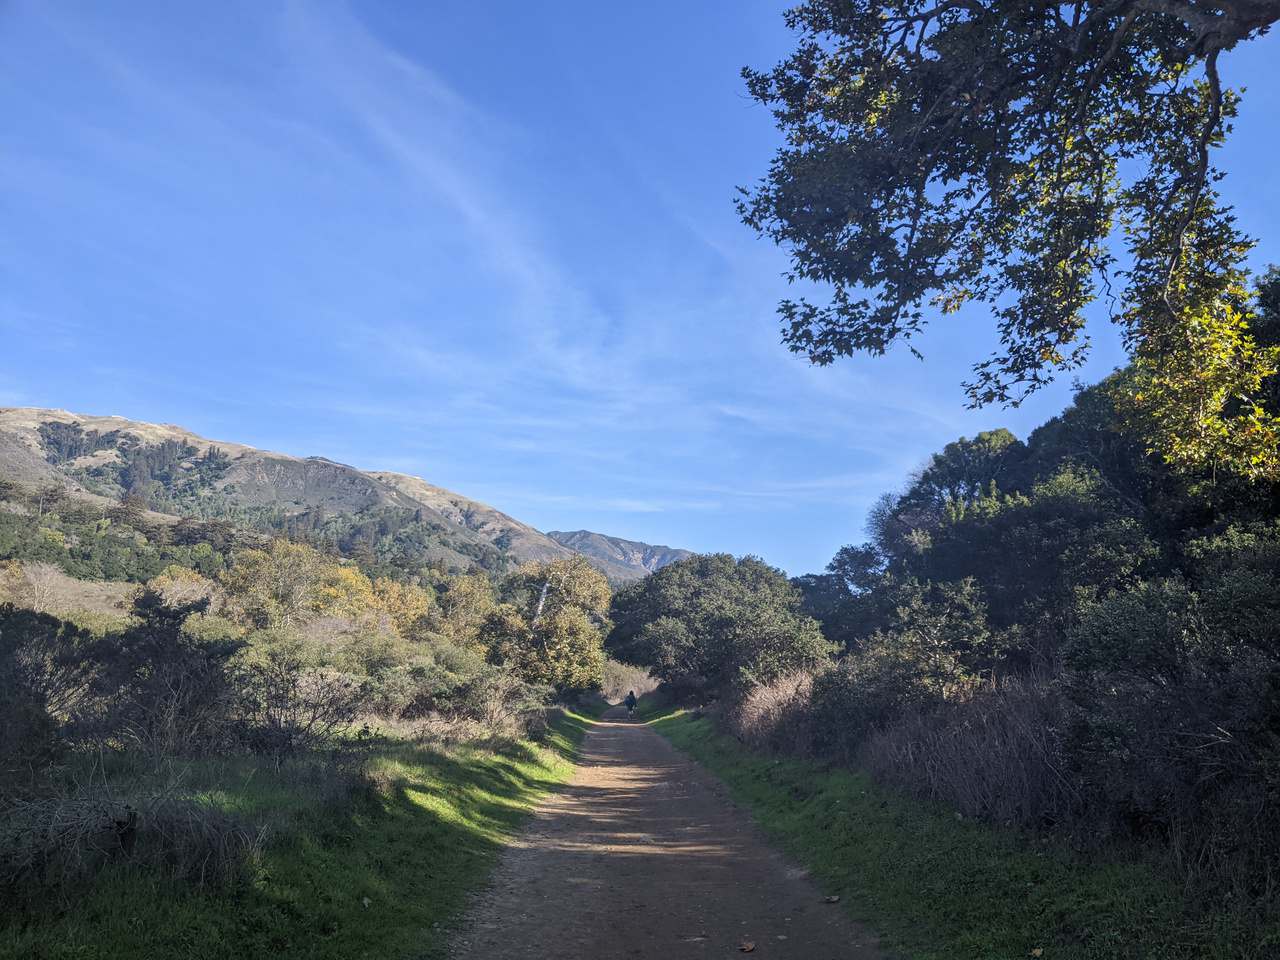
<box><xmin>741</xmin><ymin>0</ymin><xmax>1280</xmax><ymax>476</ymax></box>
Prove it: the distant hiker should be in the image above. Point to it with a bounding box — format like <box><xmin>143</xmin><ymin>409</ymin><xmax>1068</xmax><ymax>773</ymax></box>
<box><xmin>624</xmin><ymin>690</ymin><xmax>638</xmax><ymax>718</ymax></box>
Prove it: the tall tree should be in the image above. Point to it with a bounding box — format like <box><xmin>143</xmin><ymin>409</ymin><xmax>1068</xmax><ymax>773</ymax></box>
<box><xmin>740</xmin><ymin>0</ymin><xmax>1280</xmax><ymax>476</ymax></box>
<box><xmin>609</xmin><ymin>554</ymin><xmax>833</xmax><ymax>695</ymax></box>
<box><xmin>481</xmin><ymin>557</ymin><xmax>610</xmax><ymax>692</ymax></box>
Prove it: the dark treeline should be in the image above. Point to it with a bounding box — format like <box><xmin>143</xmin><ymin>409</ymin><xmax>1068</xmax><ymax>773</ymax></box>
<box><xmin>609</xmin><ymin>286</ymin><xmax>1280</xmax><ymax>915</ymax></box>
<box><xmin>792</xmin><ymin>370</ymin><xmax>1280</xmax><ymax>892</ymax></box>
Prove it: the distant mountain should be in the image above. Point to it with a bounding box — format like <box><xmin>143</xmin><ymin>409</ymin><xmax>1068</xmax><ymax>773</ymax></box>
<box><xmin>0</xmin><ymin>407</ymin><xmax>578</xmax><ymax>575</ymax></box>
<box><xmin>369</xmin><ymin>471</ymin><xmax>570</xmax><ymax>566</ymax></box>
<box><xmin>0</xmin><ymin>408</ymin><xmax>687</xmax><ymax>582</ymax></box>
<box><xmin>545</xmin><ymin>530</ymin><xmax>692</xmax><ymax>581</ymax></box>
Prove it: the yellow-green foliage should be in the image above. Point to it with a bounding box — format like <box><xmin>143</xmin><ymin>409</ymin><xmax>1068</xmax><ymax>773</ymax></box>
<box><xmin>206</xmin><ymin>540</ymin><xmax>586</xmax><ymax>724</ymax></box>
<box><xmin>372</xmin><ymin>576</ymin><xmax>435</xmax><ymax>639</ymax></box>
<box><xmin>1128</xmin><ymin>286</ymin><xmax>1280</xmax><ymax>479</ymax></box>
<box><xmin>432</xmin><ymin>572</ymin><xmax>495</xmax><ymax>648</ymax></box>
<box><xmin>216</xmin><ymin>540</ymin><xmax>442</xmax><ymax>673</ymax></box>
<box><xmin>480</xmin><ymin>556</ymin><xmax>609</xmax><ymax>692</ymax></box>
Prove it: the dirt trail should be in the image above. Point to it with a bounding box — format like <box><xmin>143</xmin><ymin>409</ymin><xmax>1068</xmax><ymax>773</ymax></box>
<box><xmin>451</xmin><ymin>709</ymin><xmax>883</xmax><ymax>959</ymax></box>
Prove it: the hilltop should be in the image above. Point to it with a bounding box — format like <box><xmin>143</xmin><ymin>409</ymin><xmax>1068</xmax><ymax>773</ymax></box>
<box><xmin>546</xmin><ymin>530</ymin><xmax>692</xmax><ymax>581</ymax></box>
<box><xmin>0</xmin><ymin>407</ymin><xmax>689</xmax><ymax>581</ymax></box>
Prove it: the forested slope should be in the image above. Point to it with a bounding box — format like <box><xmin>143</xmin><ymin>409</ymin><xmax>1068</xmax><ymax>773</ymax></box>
<box><xmin>608</xmin><ymin>328</ymin><xmax>1280</xmax><ymax>949</ymax></box>
<box><xmin>0</xmin><ymin>408</ymin><xmax>685</xmax><ymax>581</ymax></box>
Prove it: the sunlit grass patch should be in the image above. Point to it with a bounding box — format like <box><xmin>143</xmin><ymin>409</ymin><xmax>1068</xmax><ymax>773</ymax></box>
<box><xmin>1</xmin><ymin>711</ymin><xmax>589</xmax><ymax>960</ymax></box>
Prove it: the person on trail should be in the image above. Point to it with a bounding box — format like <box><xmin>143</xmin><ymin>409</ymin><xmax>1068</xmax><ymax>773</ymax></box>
<box><xmin>624</xmin><ymin>690</ymin><xmax>638</xmax><ymax>718</ymax></box>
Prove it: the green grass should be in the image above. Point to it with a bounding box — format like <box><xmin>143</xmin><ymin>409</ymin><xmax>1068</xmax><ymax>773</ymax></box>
<box><xmin>2</xmin><ymin>711</ymin><xmax>590</xmax><ymax>960</ymax></box>
<box><xmin>628</xmin><ymin>687</ymin><xmax>676</xmax><ymax>722</ymax></box>
<box><xmin>571</xmin><ymin>690</ymin><xmax>614</xmax><ymax>719</ymax></box>
<box><xmin>653</xmin><ymin>710</ymin><xmax>1278</xmax><ymax>960</ymax></box>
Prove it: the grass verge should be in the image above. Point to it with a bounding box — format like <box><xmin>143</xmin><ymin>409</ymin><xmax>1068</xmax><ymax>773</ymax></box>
<box><xmin>653</xmin><ymin>710</ymin><xmax>1277</xmax><ymax>960</ymax></box>
<box><xmin>1</xmin><ymin>711</ymin><xmax>590</xmax><ymax>960</ymax></box>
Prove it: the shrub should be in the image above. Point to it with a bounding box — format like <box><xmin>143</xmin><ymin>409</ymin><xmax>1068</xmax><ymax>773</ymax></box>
<box><xmin>92</xmin><ymin>591</ymin><xmax>245</xmax><ymax>757</ymax></box>
<box><xmin>236</xmin><ymin>641</ymin><xmax>361</xmax><ymax>764</ymax></box>
<box><xmin>0</xmin><ymin>692</ymin><xmax>60</xmax><ymax>798</ymax></box>
<box><xmin>1</xmin><ymin>782</ymin><xmax>262</xmax><ymax>902</ymax></box>
<box><xmin>452</xmin><ymin>667</ymin><xmax>551</xmax><ymax>739</ymax></box>
<box><xmin>809</xmin><ymin>641</ymin><xmax>956</xmax><ymax>763</ymax></box>
<box><xmin>858</xmin><ymin>678</ymin><xmax>1078</xmax><ymax>828</ymax></box>
<box><xmin>394</xmin><ymin>641</ymin><xmax>488</xmax><ymax>719</ymax></box>
<box><xmin>728</xmin><ymin>672</ymin><xmax>815</xmax><ymax>755</ymax></box>
<box><xmin>145</xmin><ymin>565</ymin><xmax>220</xmax><ymax>610</ymax></box>
<box><xmin>600</xmin><ymin>658</ymin><xmax>658</xmax><ymax>703</ymax></box>
<box><xmin>0</xmin><ymin>604</ymin><xmax>103</xmax><ymax>792</ymax></box>
<box><xmin>1065</xmin><ymin>579</ymin><xmax>1280</xmax><ymax>896</ymax></box>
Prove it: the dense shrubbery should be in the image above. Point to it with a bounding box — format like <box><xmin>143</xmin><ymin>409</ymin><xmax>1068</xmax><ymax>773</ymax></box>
<box><xmin>787</xmin><ymin>377</ymin><xmax>1280</xmax><ymax>904</ymax></box>
<box><xmin>0</xmin><ymin>524</ymin><xmax>609</xmax><ymax>903</ymax></box>
<box><xmin>615</xmin><ymin>361</ymin><xmax>1280</xmax><ymax>911</ymax></box>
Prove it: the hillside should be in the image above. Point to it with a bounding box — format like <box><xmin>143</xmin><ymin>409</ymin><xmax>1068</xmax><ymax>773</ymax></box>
<box><xmin>546</xmin><ymin>530</ymin><xmax>692</xmax><ymax>580</ymax></box>
<box><xmin>369</xmin><ymin>471</ymin><xmax>571</xmax><ymax>565</ymax></box>
<box><xmin>0</xmin><ymin>408</ymin><xmax>688</xmax><ymax>581</ymax></box>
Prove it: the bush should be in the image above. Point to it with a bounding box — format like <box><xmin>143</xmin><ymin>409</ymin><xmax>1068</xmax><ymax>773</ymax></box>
<box><xmin>857</xmin><ymin>678</ymin><xmax>1078</xmax><ymax>829</ymax></box>
<box><xmin>809</xmin><ymin>643</ymin><xmax>953</xmax><ymax>763</ymax></box>
<box><xmin>728</xmin><ymin>672</ymin><xmax>815</xmax><ymax>755</ymax></box>
<box><xmin>452</xmin><ymin>667</ymin><xmax>551</xmax><ymax>739</ymax></box>
<box><xmin>93</xmin><ymin>591</ymin><xmax>245</xmax><ymax>757</ymax></box>
<box><xmin>236</xmin><ymin>641</ymin><xmax>361</xmax><ymax>764</ymax></box>
<box><xmin>599</xmin><ymin>658</ymin><xmax>658</xmax><ymax>703</ymax></box>
<box><xmin>1065</xmin><ymin>580</ymin><xmax>1280</xmax><ymax>896</ymax></box>
<box><xmin>0</xmin><ymin>693</ymin><xmax>60</xmax><ymax>797</ymax></box>
<box><xmin>0</xmin><ymin>604</ymin><xmax>103</xmax><ymax>793</ymax></box>
<box><xmin>1</xmin><ymin>782</ymin><xmax>262</xmax><ymax>902</ymax></box>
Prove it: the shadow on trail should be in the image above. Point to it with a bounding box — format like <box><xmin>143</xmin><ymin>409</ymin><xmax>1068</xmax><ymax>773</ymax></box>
<box><xmin>451</xmin><ymin>716</ymin><xmax>883</xmax><ymax>960</ymax></box>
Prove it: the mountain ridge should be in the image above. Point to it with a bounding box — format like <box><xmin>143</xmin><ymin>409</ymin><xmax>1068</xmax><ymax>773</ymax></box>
<box><xmin>0</xmin><ymin>407</ymin><xmax>690</xmax><ymax>582</ymax></box>
<box><xmin>546</xmin><ymin>529</ymin><xmax>693</xmax><ymax>577</ymax></box>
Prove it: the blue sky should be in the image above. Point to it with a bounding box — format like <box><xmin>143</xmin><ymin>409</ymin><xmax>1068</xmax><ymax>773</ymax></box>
<box><xmin>3</xmin><ymin>2</ymin><xmax>1278</xmax><ymax>574</ymax></box>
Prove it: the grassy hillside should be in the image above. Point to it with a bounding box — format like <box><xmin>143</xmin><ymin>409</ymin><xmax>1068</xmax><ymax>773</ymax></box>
<box><xmin>1</xmin><ymin>713</ymin><xmax>589</xmax><ymax>960</ymax></box>
<box><xmin>0</xmin><ymin>407</ymin><xmax>552</xmax><ymax>576</ymax></box>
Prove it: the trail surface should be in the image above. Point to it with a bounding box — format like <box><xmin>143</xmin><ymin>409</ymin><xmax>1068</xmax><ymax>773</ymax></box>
<box><xmin>451</xmin><ymin>709</ymin><xmax>882</xmax><ymax>959</ymax></box>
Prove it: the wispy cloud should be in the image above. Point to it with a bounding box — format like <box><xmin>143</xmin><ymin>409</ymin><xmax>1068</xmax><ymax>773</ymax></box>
<box><xmin>0</xmin><ymin>0</ymin><xmax>1133</xmax><ymax>572</ymax></box>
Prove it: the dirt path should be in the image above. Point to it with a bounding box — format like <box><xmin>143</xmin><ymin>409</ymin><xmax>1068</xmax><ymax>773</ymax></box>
<box><xmin>451</xmin><ymin>710</ymin><xmax>883</xmax><ymax>959</ymax></box>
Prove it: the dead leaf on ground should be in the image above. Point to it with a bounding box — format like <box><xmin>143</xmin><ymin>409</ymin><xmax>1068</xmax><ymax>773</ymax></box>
<box><xmin>739</xmin><ymin>941</ymin><xmax>756</xmax><ymax>953</ymax></box>
<box><xmin>1030</xmin><ymin>949</ymin><xmax>1044</xmax><ymax>958</ymax></box>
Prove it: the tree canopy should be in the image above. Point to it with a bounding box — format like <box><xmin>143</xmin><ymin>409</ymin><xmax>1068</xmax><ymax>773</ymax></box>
<box><xmin>481</xmin><ymin>557</ymin><xmax>610</xmax><ymax>693</ymax></box>
<box><xmin>608</xmin><ymin>554</ymin><xmax>832</xmax><ymax>695</ymax></box>
<box><xmin>740</xmin><ymin>0</ymin><xmax>1280</xmax><ymax>476</ymax></box>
